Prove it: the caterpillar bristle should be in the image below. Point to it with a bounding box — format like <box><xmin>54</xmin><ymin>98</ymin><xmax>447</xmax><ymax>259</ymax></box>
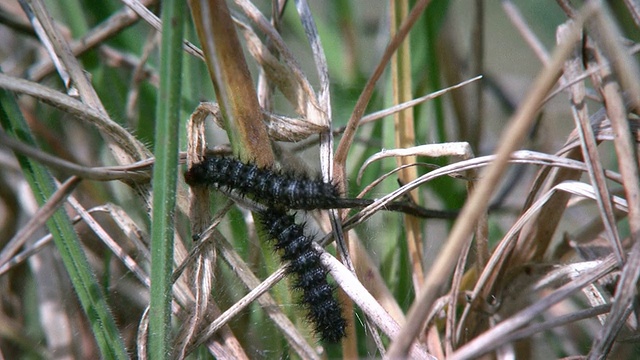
<box><xmin>185</xmin><ymin>156</ymin><xmax>340</xmax><ymax>210</ymax></box>
<box><xmin>186</xmin><ymin>155</ymin><xmax>347</xmax><ymax>342</ymax></box>
<box><xmin>259</xmin><ymin>210</ymin><xmax>347</xmax><ymax>343</ymax></box>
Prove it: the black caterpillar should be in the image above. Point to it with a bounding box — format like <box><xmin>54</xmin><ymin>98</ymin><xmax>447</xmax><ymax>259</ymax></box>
<box><xmin>259</xmin><ymin>209</ymin><xmax>346</xmax><ymax>343</ymax></box>
<box><xmin>184</xmin><ymin>156</ymin><xmax>340</xmax><ymax>210</ymax></box>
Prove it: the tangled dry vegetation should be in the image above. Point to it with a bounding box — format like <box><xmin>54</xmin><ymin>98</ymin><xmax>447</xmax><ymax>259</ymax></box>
<box><xmin>1</xmin><ymin>0</ymin><xmax>640</xmax><ymax>359</ymax></box>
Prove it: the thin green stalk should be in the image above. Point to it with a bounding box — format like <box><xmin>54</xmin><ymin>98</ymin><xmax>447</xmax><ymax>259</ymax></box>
<box><xmin>0</xmin><ymin>80</ymin><xmax>128</xmax><ymax>359</ymax></box>
<box><xmin>147</xmin><ymin>0</ymin><xmax>185</xmax><ymax>357</ymax></box>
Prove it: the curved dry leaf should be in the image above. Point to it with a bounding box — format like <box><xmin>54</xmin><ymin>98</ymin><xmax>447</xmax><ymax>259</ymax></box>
<box><xmin>457</xmin><ymin>180</ymin><xmax>629</xmax><ymax>342</ymax></box>
<box><xmin>451</xmin><ymin>255</ymin><xmax>618</xmax><ymax>360</ymax></box>
<box><xmin>348</xmin><ymin>151</ymin><xmax>624</xmax><ymax>247</ymax></box>
<box><xmin>559</xmin><ymin>115</ymin><xmax>640</xmax><ymax>156</ymax></box>
<box><xmin>358</xmin><ymin>76</ymin><xmax>483</xmax><ymax>127</ymax></box>
<box><xmin>264</xmin><ymin>112</ymin><xmax>327</xmax><ymax>141</ymax></box>
<box><xmin>233</xmin><ymin>6</ymin><xmax>323</xmax><ymax>124</ymax></box>
<box><xmin>357</xmin><ymin>142</ymin><xmax>474</xmax><ymax>183</ymax></box>
<box><xmin>194</xmin><ymin>102</ymin><xmax>326</xmax><ymax>142</ymax></box>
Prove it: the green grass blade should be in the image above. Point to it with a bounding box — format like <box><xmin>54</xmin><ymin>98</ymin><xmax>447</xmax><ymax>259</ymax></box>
<box><xmin>147</xmin><ymin>0</ymin><xmax>186</xmax><ymax>357</ymax></box>
<box><xmin>0</xmin><ymin>82</ymin><xmax>128</xmax><ymax>359</ymax></box>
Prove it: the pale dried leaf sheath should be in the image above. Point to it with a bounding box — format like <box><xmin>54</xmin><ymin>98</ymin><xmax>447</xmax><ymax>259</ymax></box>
<box><xmin>234</xmin><ymin>0</ymin><xmax>323</xmax><ymax>122</ymax></box>
<box><xmin>189</xmin><ymin>0</ymin><xmax>273</xmax><ymax>165</ymax></box>
<box><xmin>193</xmin><ymin>102</ymin><xmax>325</xmax><ymax>142</ymax></box>
<box><xmin>561</xmin><ymin>23</ymin><xmax>623</xmax><ymax>264</ymax></box>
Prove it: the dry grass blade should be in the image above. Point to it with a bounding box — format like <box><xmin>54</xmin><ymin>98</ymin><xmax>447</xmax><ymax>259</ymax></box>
<box><xmin>0</xmin><ymin>176</ymin><xmax>79</xmax><ymax>267</ymax></box>
<box><xmin>136</xmin><ymin>307</ymin><xmax>150</xmax><ymax>360</ymax></box>
<box><xmin>189</xmin><ymin>0</ymin><xmax>272</xmax><ymax>164</ymax></box>
<box><xmin>28</xmin><ymin>0</ymin><xmax>158</xmax><ymax>81</ymax></box>
<box><xmin>458</xmin><ymin>180</ymin><xmax>630</xmax><ymax>342</ymax></box>
<box><xmin>0</xmin><ymin>73</ymin><xmax>149</xmax><ymax>159</ymax></box>
<box><xmin>24</xmin><ymin>0</ymin><xmax>98</xmax><ymax>106</ymax></box>
<box><xmin>468</xmin><ymin>0</ymin><xmax>484</xmax><ymax>154</ymax></box>
<box><xmin>120</xmin><ymin>0</ymin><xmax>203</xmax><ymax>59</ymax></box>
<box><xmin>234</xmin><ymin>19</ymin><xmax>323</xmax><ymax>125</ymax></box>
<box><xmin>451</xmin><ymin>255</ymin><xmax>618</xmax><ymax>360</ymax></box>
<box><xmin>586</xmin><ymin>4</ymin><xmax>640</xmax><ymax>357</ymax></box>
<box><xmin>387</xmin><ymin>6</ymin><xmax>589</xmax><ymax>356</ymax></box>
<box><xmin>0</xmin><ymin>130</ymin><xmax>152</xmax><ymax>181</ymax></box>
<box><xmin>234</xmin><ymin>0</ymin><xmax>325</xmax><ymax>120</ymax></box>
<box><xmin>173</xmin><ymin>242</ymin><xmax>215</xmax><ymax>359</ymax></box>
<box><xmin>335</xmin><ymin>0</ymin><xmax>431</xmax><ymax>167</ymax></box>
<box><xmin>390</xmin><ymin>0</ymin><xmax>426</xmax><ymax>302</ymax></box>
<box><xmin>193</xmin><ymin>100</ymin><xmax>326</xmax><ymax>142</ymax></box>
<box><xmin>293</xmin><ymin>0</ymin><xmax>331</xmax><ymax>123</ymax></box>
<box><xmin>67</xmin><ymin>197</ymin><xmax>152</xmax><ymax>287</ymax></box>
<box><xmin>562</xmin><ymin>23</ymin><xmax>624</xmax><ymax>264</ymax></box>
<box><xmin>624</xmin><ymin>0</ymin><xmax>640</xmax><ymax>26</ymax></box>
<box><xmin>347</xmin><ymin>151</ymin><xmax>619</xmax><ymax>230</ymax></box>
<box><xmin>357</xmin><ymin>142</ymin><xmax>474</xmax><ymax>182</ymax></box>
<box><xmin>0</xmin><ymin>203</ymin><xmax>150</xmax><ymax>277</ymax></box>
<box><xmin>314</xmin><ymin>242</ymin><xmax>434</xmax><ymax>359</ymax></box>
<box><xmin>358</xmin><ymin>75</ymin><xmax>482</xmax><ymax>126</ymax></box>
